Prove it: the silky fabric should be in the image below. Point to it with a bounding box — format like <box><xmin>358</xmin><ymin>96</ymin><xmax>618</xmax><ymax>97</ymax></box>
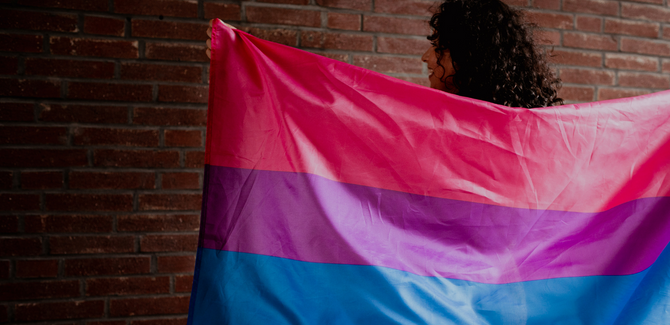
<box><xmin>188</xmin><ymin>20</ymin><xmax>670</xmax><ymax>324</ymax></box>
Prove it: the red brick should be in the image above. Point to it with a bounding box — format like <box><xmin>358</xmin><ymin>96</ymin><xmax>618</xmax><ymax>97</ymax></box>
<box><xmin>0</xmin><ymin>237</ymin><xmax>42</xmax><ymax>256</ymax></box>
<box><xmin>548</xmin><ymin>49</ymin><xmax>602</xmax><ymax>67</ymax></box>
<box><xmin>663</xmin><ymin>59</ymin><xmax>670</xmax><ymax>73</ymax></box>
<box><xmin>133</xmin><ymin>107</ymin><xmax>206</xmax><ymax>126</ymax></box>
<box><xmin>246</xmin><ymin>7</ymin><xmax>321</xmax><ymax>27</ymax></box>
<box><xmin>618</xmin><ymin>72</ymin><xmax>670</xmax><ymax>88</ymax></box>
<box><xmin>121</xmin><ymin>63</ymin><xmax>202</xmax><ymax>83</ymax></box>
<box><xmin>0</xmin><ymin>56</ymin><xmax>18</xmax><ymax>74</ymax></box>
<box><xmin>25</xmin><ymin>215</ymin><xmax>114</xmax><ymax>233</ymax></box>
<box><xmin>316</xmin><ymin>0</ymin><xmax>371</xmax><ymax>11</ymax></box>
<box><xmin>0</xmin><ymin>126</ymin><xmax>67</xmax><ymax>145</ymax></box>
<box><xmin>70</xmin><ymin>171</ymin><xmax>155</xmax><ymax>190</ymax></box>
<box><xmin>534</xmin><ymin>29</ymin><xmax>561</xmax><ymax>46</ymax></box>
<box><xmin>25</xmin><ymin>58</ymin><xmax>115</xmax><ymax>79</ymax></box>
<box><xmin>363</xmin><ymin>16</ymin><xmax>429</xmax><ymax>36</ymax></box>
<box><xmin>17</xmin><ymin>0</ymin><xmax>108</xmax><ymax>11</ymax></box>
<box><xmin>0</xmin><ymin>149</ymin><xmax>88</xmax><ymax>168</ymax></box>
<box><xmin>65</xmin><ymin>257</ymin><xmax>150</xmax><ymax>276</ymax></box>
<box><xmin>132</xmin><ymin>20</ymin><xmax>208</xmax><ymax>40</ymax></box>
<box><xmin>175</xmin><ymin>275</ymin><xmax>193</xmax><ymax>292</ymax></box>
<box><xmin>110</xmin><ymin>296</ymin><xmax>189</xmax><ymax>317</ymax></box>
<box><xmin>131</xmin><ymin>318</ymin><xmax>187</xmax><ymax>325</ymax></box>
<box><xmin>204</xmin><ymin>2</ymin><xmax>241</xmax><ymax>20</ymax></box>
<box><xmin>16</xmin><ymin>259</ymin><xmax>59</xmax><ymax>278</ymax></box>
<box><xmin>73</xmin><ymin>127</ymin><xmax>159</xmax><ymax>147</ymax></box>
<box><xmin>158</xmin><ymin>85</ymin><xmax>208</xmax><ymax>103</ymax></box>
<box><xmin>0</xmin><ymin>260</ymin><xmax>9</xmax><ymax>279</ymax></box>
<box><xmin>0</xmin><ymin>33</ymin><xmax>43</xmax><ymax>53</ymax></box>
<box><xmin>0</xmin><ymin>78</ymin><xmax>61</xmax><ymax>98</ymax></box>
<box><xmin>527</xmin><ymin>11</ymin><xmax>573</xmax><ymax>30</ymax></box>
<box><xmin>68</xmin><ymin>82</ymin><xmax>153</xmax><ymax>102</ymax></box>
<box><xmin>560</xmin><ymin>68</ymin><xmax>615</xmax><ymax>85</ymax></box>
<box><xmin>301</xmin><ymin>32</ymin><xmax>373</xmax><ymax>51</ymax></box>
<box><xmin>1</xmin><ymin>280</ymin><xmax>79</xmax><ymax>301</ymax></box>
<box><xmin>46</xmin><ymin>194</ymin><xmax>134</xmax><ymax>212</ymax></box>
<box><xmin>259</xmin><ymin>0</ymin><xmax>309</xmax><ymax>4</ymax></box>
<box><xmin>622</xmin><ymin>3</ymin><xmax>670</xmax><ymax>23</ymax></box>
<box><xmin>598</xmin><ymin>88</ymin><xmax>651</xmax><ymax>101</ymax></box>
<box><xmin>353</xmin><ymin>55</ymin><xmax>422</xmax><ymax>74</ymax></box>
<box><xmin>15</xmin><ymin>300</ymin><xmax>105</xmax><ymax>321</ymax></box>
<box><xmin>51</xmin><ymin>36</ymin><xmax>138</xmax><ymax>58</ymax></box>
<box><xmin>164</xmin><ymin>129</ymin><xmax>202</xmax><ymax>147</ymax></box>
<box><xmin>87</xmin><ymin>276</ymin><xmax>170</xmax><ymax>296</ymax></box>
<box><xmin>84</xmin><ymin>16</ymin><xmax>126</xmax><ymax>37</ymax></box>
<box><xmin>564</xmin><ymin>32</ymin><xmax>618</xmax><ymax>51</ymax></box>
<box><xmin>40</xmin><ymin>104</ymin><xmax>128</xmax><ymax>124</ymax></box>
<box><xmin>605</xmin><ymin>53</ymin><xmax>658</xmax><ymax>72</ymax></box>
<box><xmin>239</xmin><ymin>27</ymin><xmax>298</xmax><ymax>46</ymax></box>
<box><xmin>621</xmin><ymin>38</ymin><xmax>670</xmax><ymax>57</ymax></box>
<box><xmin>139</xmin><ymin>194</ymin><xmax>202</xmax><ymax>211</ymax></box>
<box><xmin>50</xmin><ymin>235</ymin><xmax>135</xmax><ymax>254</ymax></box>
<box><xmin>162</xmin><ymin>173</ymin><xmax>200</xmax><ymax>189</ymax></box>
<box><xmin>312</xmin><ymin>52</ymin><xmax>349</xmax><ymax>62</ymax></box>
<box><xmin>327</xmin><ymin>12</ymin><xmax>360</xmax><ymax>31</ymax></box>
<box><xmin>576</xmin><ymin>16</ymin><xmax>602</xmax><ymax>32</ymax></box>
<box><xmin>373</xmin><ymin>0</ymin><xmax>433</xmax><ymax>16</ymax></box>
<box><xmin>145</xmin><ymin>42</ymin><xmax>208</xmax><ymax>62</ymax></box>
<box><xmin>563</xmin><ymin>0</ymin><xmax>618</xmax><ymax>16</ymax></box>
<box><xmin>141</xmin><ymin>234</ymin><xmax>198</xmax><ymax>252</ymax></box>
<box><xmin>21</xmin><ymin>171</ymin><xmax>64</xmax><ymax>189</ymax></box>
<box><xmin>0</xmin><ymin>215</ymin><xmax>18</xmax><ymax>232</ymax></box>
<box><xmin>665</xmin><ymin>26</ymin><xmax>670</xmax><ymax>40</ymax></box>
<box><xmin>0</xmin><ymin>102</ymin><xmax>33</xmax><ymax>121</ymax></box>
<box><xmin>115</xmin><ymin>0</ymin><xmax>198</xmax><ymax>17</ymax></box>
<box><xmin>94</xmin><ymin>149</ymin><xmax>180</xmax><ymax>168</ymax></box>
<box><xmin>604</xmin><ymin>18</ymin><xmax>659</xmax><ymax>38</ymax></box>
<box><xmin>378</xmin><ymin>36</ymin><xmax>430</xmax><ymax>55</ymax></box>
<box><xmin>118</xmin><ymin>214</ymin><xmax>199</xmax><ymax>232</ymax></box>
<box><xmin>185</xmin><ymin>151</ymin><xmax>205</xmax><ymax>168</ymax></box>
<box><xmin>0</xmin><ymin>10</ymin><xmax>78</xmax><ymax>32</ymax></box>
<box><xmin>157</xmin><ymin>255</ymin><xmax>196</xmax><ymax>273</ymax></box>
<box><xmin>0</xmin><ymin>193</ymin><xmax>40</xmax><ymax>211</ymax></box>
<box><xmin>531</xmin><ymin>0</ymin><xmax>560</xmax><ymax>10</ymax></box>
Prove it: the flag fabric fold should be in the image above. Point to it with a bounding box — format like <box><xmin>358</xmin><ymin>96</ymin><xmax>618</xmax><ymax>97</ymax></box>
<box><xmin>188</xmin><ymin>20</ymin><xmax>670</xmax><ymax>324</ymax></box>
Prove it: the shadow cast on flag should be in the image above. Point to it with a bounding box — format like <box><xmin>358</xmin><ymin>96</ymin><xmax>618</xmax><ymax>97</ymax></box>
<box><xmin>188</xmin><ymin>20</ymin><xmax>670</xmax><ymax>324</ymax></box>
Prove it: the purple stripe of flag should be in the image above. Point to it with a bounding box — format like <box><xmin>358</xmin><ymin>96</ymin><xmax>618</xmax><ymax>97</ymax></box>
<box><xmin>200</xmin><ymin>165</ymin><xmax>670</xmax><ymax>284</ymax></box>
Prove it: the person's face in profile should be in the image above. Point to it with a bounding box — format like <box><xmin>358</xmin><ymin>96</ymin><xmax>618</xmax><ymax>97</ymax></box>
<box><xmin>422</xmin><ymin>46</ymin><xmax>457</xmax><ymax>94</ymax></box>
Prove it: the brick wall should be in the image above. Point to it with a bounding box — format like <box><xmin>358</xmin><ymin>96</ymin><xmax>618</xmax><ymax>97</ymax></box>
<box><xmin>0</xmin><ymin>0</ymin><xmax>668</xmax><ymax>324</ymax></box>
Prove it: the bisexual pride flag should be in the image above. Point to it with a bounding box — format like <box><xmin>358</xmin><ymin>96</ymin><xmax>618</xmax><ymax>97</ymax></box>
<box><xmin>188</xmin><ymin>20</ymin><xmax>670</xmax><ymax>324</ymax></box>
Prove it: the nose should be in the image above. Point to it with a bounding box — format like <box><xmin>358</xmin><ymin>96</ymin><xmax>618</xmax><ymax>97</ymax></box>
<box><xmin>421</xmin><ymin>47</ymin><xmax>431</xmax><ymax>62</ymax></box>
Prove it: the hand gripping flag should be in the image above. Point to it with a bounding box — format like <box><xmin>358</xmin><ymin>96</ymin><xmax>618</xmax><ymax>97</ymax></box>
<box><xmin>188</xmin><ymin>20</ymin><xmax>670</xmax><ymax>324</ymax></box>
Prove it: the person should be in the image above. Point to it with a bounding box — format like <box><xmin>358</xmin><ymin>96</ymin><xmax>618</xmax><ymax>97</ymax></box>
<box><xmin>422</xmin><ymin>0</ymin><xmax>562</xmax><ymax>108</ymax></box>
<box><xmin>206</xmin><ymin>0</ymin><xmax>562</xmax><ymax>108</ymax></box>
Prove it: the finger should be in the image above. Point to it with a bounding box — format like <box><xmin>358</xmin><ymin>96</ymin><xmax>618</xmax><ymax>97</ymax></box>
<box><xmin>206</xmin><ymin>48</ymin><xmax>211</xmax><ymax>59</ymax></box>
<box><xmin>206</xmin><ymin>39</ymin><xmax>211</xmax><ymax>49</ymax></box>
<box><xmin>207</xmin><ymin>27</ymin><xmax>212</xmax><ymax>38</ymax></box>
<box><xmin>209</xmin><ymin>19</ymin><xmax>214</xmax><ymax>27</ymax></box>
<box><xmin>223</xmin><ymin>21</ymin><xmax>236</xmax><ymax>29</ymax></box>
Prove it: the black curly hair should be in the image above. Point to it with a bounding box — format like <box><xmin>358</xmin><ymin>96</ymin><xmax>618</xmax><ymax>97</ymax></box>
<box><xmin>428</xmin><ymin>0</ymin><xmax>563</xmax><ymax>108</ymax></box>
